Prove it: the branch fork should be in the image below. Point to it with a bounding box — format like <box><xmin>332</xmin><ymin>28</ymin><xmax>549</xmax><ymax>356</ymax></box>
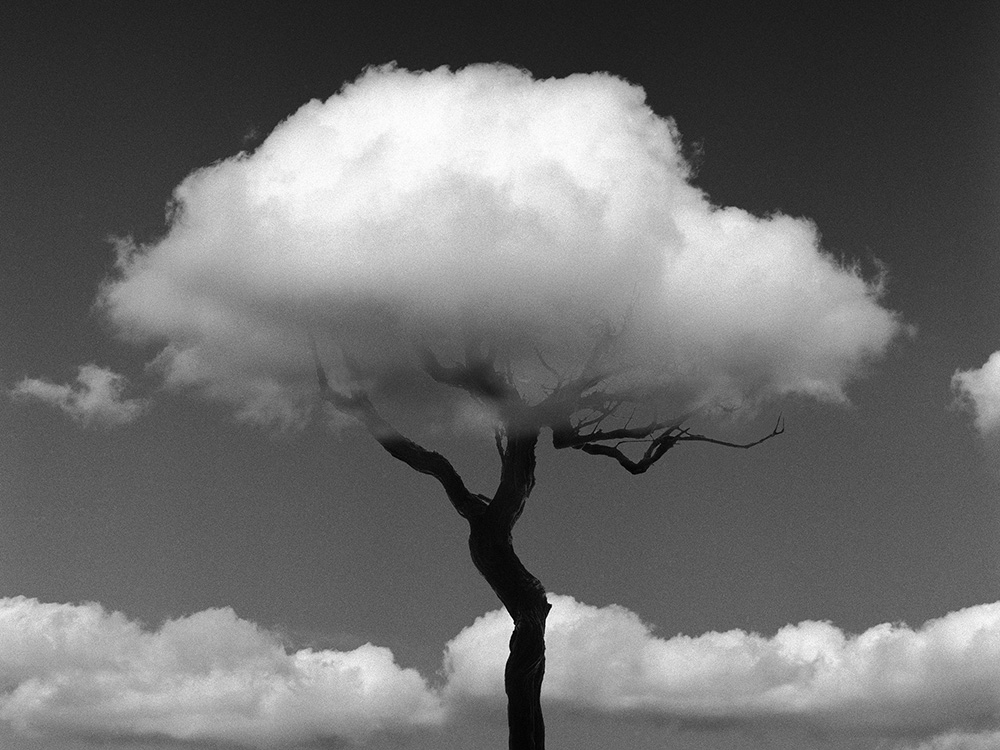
<box><xmin>309</xmin><ymin>336</ymin><xmax>783</xmax><ymax>749</ymax></box>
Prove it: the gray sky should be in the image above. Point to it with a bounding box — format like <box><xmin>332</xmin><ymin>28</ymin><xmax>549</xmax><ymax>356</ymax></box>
<box><xmin>2</xmin><ymin>3</ymin><xmax>999</xmax><ymax>749</ymax></box>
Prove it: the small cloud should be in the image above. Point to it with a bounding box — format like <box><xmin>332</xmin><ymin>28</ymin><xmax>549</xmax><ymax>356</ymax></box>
<box><xmin>952</xmin><ymin>351</ymin><xmax>1000</xmax><ymax>436</ymax></box>
<box><xmin>901</xmin><ymin>732</ymin><xmax>1000</xmax><ymax>750</ymax></box>
<box><xmin>11</xmin><ymin>364</ymin><xmax>149</xmax><ymax>427</ymax></box>
<box><xmin>241</xmin><ymin>124</ymin><xmax>262</xmax><ymax>149</ymax></box>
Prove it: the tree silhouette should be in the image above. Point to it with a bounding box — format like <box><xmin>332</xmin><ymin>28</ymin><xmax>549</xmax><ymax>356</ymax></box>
<box><xmin>313</xmin><ymin>336</ymin><xmax>781</xmax><ymax>749</ymax></box>
<box><xmin>76</xmin><ymin>63</ymin><xmax>898</xmax><ymax>749</ymax></box>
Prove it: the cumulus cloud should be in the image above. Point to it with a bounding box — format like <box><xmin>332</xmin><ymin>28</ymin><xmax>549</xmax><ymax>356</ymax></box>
<box><xmin>444</xmin><ymin>594</ymin><xmax>1000</xmax><ymax>739</ymax></box>
<box><xmin>98</xmin><ymin>63</ymin><xmax>901</xmax><ymax>426</ymax></box>
<box><xmin>952</xmin><ymin>351</ymin><xmax>1000</xmax><ymax>437</ymax></box>
<box><xmin>11</xmin><ymin>364</ymin><xmax>148</xmax><ymax>426</ymax></box>
<box><xmin>0</xmin><ymin>597</ymin><xmax>443</xmax><ymax>747</ymax></box>
<box><xmin>5</xmin><ymin>595</ymin><xmax>1000</xmax><ymax>748</ymax></box>
<box><xmin>900</xmin><ymin>732</ymin><xmax>1000</xmax><ymax>750</ymax></box>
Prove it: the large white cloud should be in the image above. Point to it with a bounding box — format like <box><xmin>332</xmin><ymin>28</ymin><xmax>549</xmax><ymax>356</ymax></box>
<box><xmin>10</xmin><ymin>365</ymin><xmax>148</xmax><ymax>427</ymax></box>
<box><xmin>952</xmin><ymin>351</ymin><xmax>1000</xmax><ymax>437</ymax></box>
<box><xmin>444</xmin><ymin>595</ymin><xmax>1000</xmax><ymax>738</ymax></box>
<box><xmin>5</xmin><ymin>595</ymin><xmax>1000</xmax><ymax>748</ymax></box>
<box><xmin>99</xmin><ymin>64</ymin><xmax>901</xmax><ymax>426</ymax></box>
<box><xmin>0</xmin><ymin>597</ymin><xmax>443</xmax><ymax>747</ymax></box>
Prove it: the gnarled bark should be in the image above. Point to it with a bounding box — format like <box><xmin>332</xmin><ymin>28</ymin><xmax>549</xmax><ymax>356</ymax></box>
<box><xmin>469</xmin><ymin>515</ymin><xmax>550</xmax><ymax>748</ymax></box>
<box><xmin>315</xmin><ymin>355</ymin><xmax>549</xmax><ymax>747</ymax></box>
<box><xmin>468</xmin><ymin>428</ymin><xmax>549</xmax><ymax>749</ymax></box>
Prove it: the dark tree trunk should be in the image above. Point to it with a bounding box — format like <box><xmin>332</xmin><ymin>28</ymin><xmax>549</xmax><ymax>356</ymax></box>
<box><xmin>316</xmin><ymin>361</ymin><xmax>552</xmax><ymax>748</ymax></box>
<box><xmin>467</xmin><ymin>428</ymin><xmax>550</xmax><ymax>750</ymax></box>
<box><xmin>469</xmin><ymin>516</ymin><xmax>550</xmax><ymax>749</ymax></box>
<box><xmin>316</xmin><ymin>340</ymin><xmax>781</xmax><ymax>750</ymax></box>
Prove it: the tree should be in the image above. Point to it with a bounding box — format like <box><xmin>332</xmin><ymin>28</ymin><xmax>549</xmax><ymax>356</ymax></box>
<box><xmin>312</xmin><ymin>335</ymin><xmax>782</xmax><ymax>748</ymax></box>
<box><xmin>89</xmin><ymin>64</ymin><xmax>900</xmax><ymax>749</ymax></box>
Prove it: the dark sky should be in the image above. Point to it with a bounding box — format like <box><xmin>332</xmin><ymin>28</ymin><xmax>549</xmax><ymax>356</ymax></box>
<box><xmin>1</xmin><ymin>3</ymin><xmax>999</xmax><ymax>749</ymax></box>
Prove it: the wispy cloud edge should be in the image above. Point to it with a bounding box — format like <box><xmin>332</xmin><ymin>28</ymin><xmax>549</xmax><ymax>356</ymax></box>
<box><xmin>10</xmin><ymin>364</ymin><xmax>149</xmax><ymax>427</ymax></box>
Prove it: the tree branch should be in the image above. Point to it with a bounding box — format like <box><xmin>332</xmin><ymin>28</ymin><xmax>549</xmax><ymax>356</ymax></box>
<box><xmin>564</xmin><ymin>414</ymin><xmax>784</xmax><ymax>475</ymax></box>
<box><xmin>552</xmin><ymin>420</ymin><xmax>669</xmax><ymax>449</ymax></box>
<box><xmin>674</xmin><ymin>414</ymin><xmax>785</xmax><ymax>450</ymax></box>
<box><xmin>576</xmin><ymin>433</ymin><xmax>676</xmax><ymax>474</ymax></box>
<box><xmin>418</xmin><ymin>346</ymin><xmax>514</xmax><ymax>402</ymax></box>
<box><xmin>311</xmin><ymin>341</ymin><xmax>488</xmax><ymax>519</ymax></box>
<box><xmin>490</xmin><ymin>427</ymin><xmax>539</xmax><ymax>528</ymax></box>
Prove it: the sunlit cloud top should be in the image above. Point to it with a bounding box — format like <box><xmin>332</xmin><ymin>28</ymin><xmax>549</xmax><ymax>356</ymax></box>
<box><xmin>98</xmin><ymin>64</ymin><xmax>901</xmax><ymax>426</ymax></box>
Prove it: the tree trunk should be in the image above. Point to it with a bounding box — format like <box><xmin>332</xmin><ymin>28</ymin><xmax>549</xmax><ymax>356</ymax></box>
<box><xmin>467</xmin><ymin>428</ymin><xmax>549</xmax><ymax>750</ymax></box>
<box><xmin>469</xmin><ymin>515</ymin><xmax>551</xmax><ymax>749</ymax></box>
<box><xmin>314</xmin><ymin>351</ymin><xmax>553</xmax><ymax>746</ymax></box>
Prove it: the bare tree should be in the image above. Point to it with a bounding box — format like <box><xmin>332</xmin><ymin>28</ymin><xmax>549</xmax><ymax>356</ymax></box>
<box><xmin>313</xmin><ymin>336</ymin><xmax>782</xmax><ymax>749</ymax></box>
<box><xmin>62</xmin><ymin>63</ymin><xmax>896</xmax><ymax>750</ymax></box>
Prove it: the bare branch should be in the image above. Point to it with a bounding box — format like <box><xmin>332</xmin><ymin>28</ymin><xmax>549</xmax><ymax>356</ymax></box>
<box><xmin>553</xmin><ymin>421</ymin><xmax>660</xmax><ymax>449</ymax></box>
<box><xmin>533</xmin><ymin>347</ymin><xmax>562</xmax><ymax>383</ymax></box>
<box><xmin>490</xmin><ymin>427</ymin><xmax>540</xmax><ymax>528</ymax></box>
<box><xmin>675</xmin><ymin>414</ymin><xmax>785</xmax><ymax>450</ymax></box>
<box><xmin>551</xmin><ymin>399</ymin><xmax>691</xmax><ymax>449</ymax></box>
<box><xmin>307</xmin><ymin>332</ymin><xmax>330</xmax><ymax>392</ymax></box>
<box><xmin>418</xmin><ymin>346</ymin><xmax>514</xmax><ymax>402</ymax></box>
<box><xmin>576</xmin><ymin>434</ymin><xmax>675</xmax><ymax>474</ymax></box>
<box><xmin>531</xmin><ymin>327</ymin><xmax>626</xmax><ymax>425</ymax></box>
<box><xmin>579</xmin><ymin>320</ymin><xmax>619</xmax><ymax>379</ymax></box>
<box><xmin>565</xmin><ymin>414</ymin><xmax>784</xmax><ymax>475</ymax></box>
<box><xmin>311</xmin><ymin>344</ymin><xmax>488</xmax><ymax>519</ymax></box>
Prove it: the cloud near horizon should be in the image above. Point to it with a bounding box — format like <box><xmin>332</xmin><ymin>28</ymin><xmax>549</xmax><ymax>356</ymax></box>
<box><xmin>446</xmin><ymin>595</ymin><xmax>1000</xmax><ymax>738</ymax></box>
<box><xmin>4</xmin><ymin>595</ymin><xmax>1000</xmax><ymax>748</ymax></box>
<box><xmin>952</xmin><ymin>351</ymin><xmax>1000</xmax><ymax>437</ymax></box>
<box><xmin>98</xmin><ymin>63</ymin><xmax>901</xmax><ymax>427</ymax></box>
<box><xmin>0</xmin><ymin>598</ymin><xmax>442</xmax><ymax>748</ymax></box>
<box><xmin>11</xmin><ymin>365</ymin><xmax>148</xmax><ymax>427</ymax></box>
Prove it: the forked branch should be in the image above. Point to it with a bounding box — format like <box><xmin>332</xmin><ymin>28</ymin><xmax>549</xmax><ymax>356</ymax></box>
<box><xmin>562</xmin><ymin>414</ymin><xmax>785</xmax><ymax>475</ymax></box>
<box><xmin>311</xmin><ymin>341</ymin><xmax>488</xmax><ymax>519</ymax></box>
<box><xmin>418</xmin><ymin>346</ymin><xmax>514</xmax><ymax>403</ymax></box>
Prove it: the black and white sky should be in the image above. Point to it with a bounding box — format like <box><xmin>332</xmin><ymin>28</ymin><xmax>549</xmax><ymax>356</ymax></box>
<box><xmin>2</xmin><ymin>3</ymin><xmax>999</xmax><ymax>749</ymax></box>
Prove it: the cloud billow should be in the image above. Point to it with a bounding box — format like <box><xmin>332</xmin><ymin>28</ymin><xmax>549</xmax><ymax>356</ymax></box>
<box><xmin>99</xmin><ymin>64</ymin><xmax>901</xmax><ymax>427</ymax></box>
<box><xmin>5</xmin><ymin>595</ymin><xmax>1000</xmax><ymax>748</ymax></box>
<box><xmin>953</xmin><ymin>351</ymin><xmax>1000</xmax><ymax>437</ymax></box>
<box><xmin>0</xmin><ymin>597</ymin><xmax>442</xmax><ymax>747</ymax></box>
<box><xmin>445</xmin><ymin>595</ymin><xmax>1000</xmax><ymax>740</ymax></box>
